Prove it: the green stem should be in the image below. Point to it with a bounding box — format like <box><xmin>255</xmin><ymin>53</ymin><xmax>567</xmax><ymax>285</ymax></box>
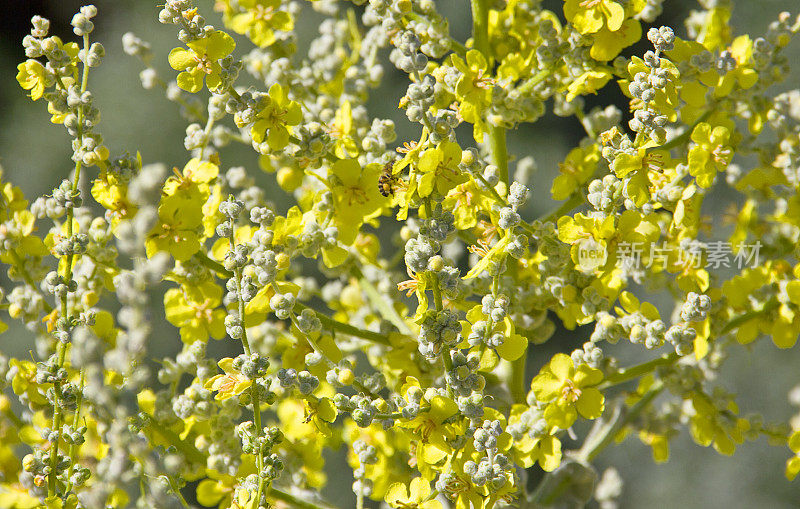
<box><xmin>430</xmin><ymin>272</ymin><xmax>444</xmax><ymax>312</ymax></box>
<box><xmin>351</xmin><ymin>265</ymin><xmax>411</xmax><ymax>335</ymax></box>
<box><xmin>469</xmin><ymin>0</ymin><xmax>510</xmax><ymax>187</ymax></box>
<box><xmin>227</xmin><ymin>228</ymin><xmax>265</xmax><ymax>501</ymax></box>
<box><xmin>48</xmin><ymin>33</ymin><xmax>92</xmax><ymax>499</ymax></box>
<box><xmin>578</xmin><ymin>381</ymin><xmax>664</xmax><ymax>463</ymax></box>
<box><xmin>144</xmin><ymin>412</ymin><xmax>205</xmax><ymax>463</ymax></box>
<box><xmin>147</xmin><ymin>414</ymin><xmax>330</xmax><ymax>508</ymax></box>
<box><xmin>294</xmin><ymin>302</ymin><xmax>391</xmax><ymax>346</ymax></box>
<box><xmin>720</xmin><ymin>298</ymin><xmax>778</xmax><ymax>335</ymax></box>
<box><xmin>470</xmin><ymin>0</ymin><xmax>490</xmax><ymax>58</ymax></box>
<box><xmin>599</xmin><ymin>353</ymin><xmax>678</xmax><ymax>390</ymax></box>
<box><xmin>165</xmin><ymin>476</ymin><xmax>191</xmax><ymax>509</ymax></box>
<box><xmin>233</xmin><ymin>266</ymin><xmax>252</xmax><ymax>357</ymax></box>
<box><xmin>600</xmin><ymin>298</ymin><xmax>780</xmax><ymax>390</ymax></box>
<box><xmin>529</xmin><ymin>300</ymin><xmax>780</xmax><ymax>504</ymax></box>
<box><xmin>536</xmin><ymin>193</ymin><xmax>583</xmax><ymax>224</ymax></box>
<box><xmin>487</xmin><ymin>124</ymin><xmax>509</xmax><ymax>186</ymax></box>
<box><xmin>515</xmin><ymin>69</ymin><xmax>552</xmax><ymax>97</ymax></box>
<box><xmin>194</xmin><ymin>251</ymin><xmax>232</xmax><ymax>277</ymax></box>
<box><xmin>510</xmin><ymin>354</ymin><xmax>527</xmax><ymax>405</ymax></box>
<box><xmin>198</xmin><ymin>114</ymin><xmax>215</xmax><ymax>160</ymax></box>
<box><xmin>64</xmin><ymin>369</ymin><xmax>86</xmax><ymax>495</ymax></box>
<box><xmin>660</xmin><ymin>110</ymin><xmax>712</xmax><ymax>151</ymax></box>
<box><xmin>268</xmin><ymin>487</ymin><xmax>331</xmax><ymax>509</ymax></box>
<box><xmin>8</xmin><ymin>250</ymin><xmax>53</xmax><ymax>313</ymax></box>
<box><xmin>531</xmin><ymin>383</ymin><xmax>664</xmax><ymax>505</ymax></box>
<box><xmin>2</xmin><ymin>403</ymin><xmax>24</xmax><ymax>429</ymax></box>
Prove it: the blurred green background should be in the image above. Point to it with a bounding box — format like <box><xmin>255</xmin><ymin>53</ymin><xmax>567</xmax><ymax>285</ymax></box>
<box><xmin>2</xmin><ymin>0</ymin><xmax>800</xmax><ymax>507</ymax></box>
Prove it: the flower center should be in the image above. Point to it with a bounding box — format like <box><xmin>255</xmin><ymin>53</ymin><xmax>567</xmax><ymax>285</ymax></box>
<box><xmin>559</xmin><ymin>160</ymin><xmax>579</xmax><ymax>175</ymax></box>
<box><xmin>252</xmin><ymin>5</ymin><xmax>275</xmax><ymax>22</ymax></box>
<box><xmin>344</xmin><ymin>186</ymin><xmax>368</xmax><ymax>205</ymax></box>
<box><xmin>194</xmin><ymin>54</ymin><xmax>214</xmax><ymax>74</ymax></box>
<box><xmin>414</xmin><ymin>418</ymin><xmax>437</xmax><ymax>441</ymax></box>
<box><xmin>195</xmin><ymin>299</ymin><xmax>214</xmax><ymax>321</ymax></box>
<box><xmin>713</xmin><ymin>146</ymin><xmax>732</xmax><ymax>165</ymax></box>
<box><xmin>561</xmin><ymin>380</ymin><xmax>582</xmax><ymax>402</ymax></box>
<box><xmin>472</xmin><ymin>68</ymin><xmax>494</xmax><ymax>90</ymax></box>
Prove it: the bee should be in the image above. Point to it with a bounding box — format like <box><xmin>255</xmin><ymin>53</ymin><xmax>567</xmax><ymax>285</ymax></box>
<box><xmin>378</xmin><ymin>160</ymin><xmax>400</xmax><ymax>197</ymax></box>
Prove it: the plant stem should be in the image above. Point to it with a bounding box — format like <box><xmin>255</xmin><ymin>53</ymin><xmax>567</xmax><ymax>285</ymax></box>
<box><xmin>143</xmin><ymin>412</ymin><xmax>205</xmax><ymax>463</ymax></box>
<box><xmin>195</xmin><ymin>251</ymin><xmax>233</xmax><ymax>277</ymax></box>
<box><xmin>268</xmin><ymin>487</ymin><xmax>331</xmax><ymax>509</ymax></box>
<box><xmin>660</xmin><ymin>110</ymin><xmax>711</xmax><ymax>151</ymax></box>
<box><xmin>600</xmin><ymin>298</ymin><xmax>780</xmax><ymax>390</ymax></box>
<box><xmin>599</xmin><ymin>353</ymin><xmax>679</xmax><ymax>389</ymax></box>
<box><xmin>530</xmin><ymin>383</ymin><xmax>664</xmax><ymax>506</ymax></box>
<box><xmin>48</xmin><ymin>32</ymin><xmax>92</xmax><ymax>499</ymax></box>
<box><xmin>294</xmin><ymin>302</ymin><xmax>391</xmax><ymax>346</ymax></box>
<box><xmin>145</xmin><ymin>415</ymin><xmax>331</xmax><ymax>508</ymax></box>
<box><xmin>488</xmin><ymin>123</ymin><xmax>509</xmax><ymax>186</ymax></box>
<box><xmin>515</xmin><ymin>69</ymin><xmax>553</xmax><ymax>97</ymax></box>
<box><xmin>430</xmin><ymin>272</ymin><xmax>444</xmax><ymax>312</ymax></box>
<box><xmin>351</xmin><ymin>264</ymin><xmax>411</xmax><ymax>335</ymax></box>
<box><xmin>529</xmin><ymin>298</ymin><xmax>780</xmax><ymax>503</ymax></box>
<box><xmin>65</xmin><ymin>368</ymin><xmax>86</xmax><ymax>494</ymax></box>
<box><xmin>578</xmin><ymin>381</ymin><xmax>664</xmax><ymax>463</ymax></box>
<box><xmin>470</xmin><ymin>0</ymin><xmax>509</xmax><ymax>187</ymax></box>
<box><xmin>470</xmin><ymin>0</ymin><xmax>490</xmax><ymax>59</ymax></box>
<box><xmin>536</xmin><ymin>194</ymin><xmax>583</xmax><ymax>224</ymax></box>
<box><xmin>227</xmin><ymin>228</ymin><xmax>265</xmax><ymax>502</ymax></box>
<box><xmin>510</xmin><ymin>354</ymin><xmax>527</xmax><ymax>404</ymax></box>
<box><xmin>194</xmin><ymin>252</ymin><xmax>389</xmax><ymax>348</ymax></box>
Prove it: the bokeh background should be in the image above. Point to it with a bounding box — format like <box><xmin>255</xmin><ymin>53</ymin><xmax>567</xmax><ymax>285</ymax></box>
<box><xmin>2</xmin><ymin>0</ymin><xmax>800</xmax><ymax>507</ymax></box>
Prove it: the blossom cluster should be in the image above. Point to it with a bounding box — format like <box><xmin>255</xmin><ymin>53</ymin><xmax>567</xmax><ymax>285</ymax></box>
<box><xmin>3</xmin><ymin>1</ymin><xmax>800</xmax><ymax>508</ymax></box>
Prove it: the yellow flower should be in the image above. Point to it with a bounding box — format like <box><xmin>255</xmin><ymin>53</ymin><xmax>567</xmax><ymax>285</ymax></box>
<box><xmin>146</xmin><ymin>194</ymin><xmax>204</xmax><ymax>261</ymax></box>
<box><xmin>249</xmin><ymin>83</ymin><xmax>302</xmax><ymax>150</ymax></box>
<box><xmin>385</xmin><ymin>477</ymin><xmax>442</xmax><ymax>509</ymax></box>
<box><xmin>590</xmin><ymin>18</ymin><xmax>641</xmax><ymax>61</ymax></box>
<box><xmin>396</xmin><ymin>378</ymin><xmax>459</xmax><ymax>466</ymax></box>
<box><xmin>168</xmin><ymin>30</ymin><xmax>236</xmax><ymax>93</ymax></box>
<box><xmin>162</xmin><ymin>158</ymin><xmax>220</xmax><ymax>196</ymax></box>
<box><xmin>451</xmin><ymin>50</ymin><xmax>493</xmax><ymax>128</ymax></box>
<box><xmin>566</xmin><ymin>69</ymin><xmax>612</xmax><ymax>102</ymax></box>
<box><xmin>564</xmin><ymin>0</ymin><xmax>625</xmax><ymax>35</ymax></box>
<box><xmin>205</xmin><ymin>357</ymin><xmax>253</xmax><ymax>400</ymax></box>
<box><xmin>330</xmin><ymin>158</ymin><xmax>388</xmax><ymax>245</ymax></box>
<box><xmin>531</xmin><ymin>353</ymin><xmax>605</xmax><ymax>429</ymax></box>
<box><xmin>416</xmin><ymin>141</ymin><xmax>467</xmax><ymax>198</ymax></box>
<box><xmin>551</xmin><ymin>144</ymin><xmax>601</xmax><ymax>201</ymax></box>
<box><xmin>164</xmin><ymin>282</ymin><xmax>227</xmax><ymax>343</ymax></box>
<box><xmin>226</xmin><ymin>0</ymin><xmax>293</xmax><ymax>48</ymax></box>
<box><xmin>442</xmin><ymin>179</ymin><xmax>492</xmax><ymax>230</ymax></box>
<box><xmin>16</xmin><ymin>60</ymin><xmax>50</xmax><ymax>101</ymax></box>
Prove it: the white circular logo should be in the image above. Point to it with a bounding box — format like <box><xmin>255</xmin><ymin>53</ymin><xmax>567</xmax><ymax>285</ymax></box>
<box><xmin>575</xmin><ymin>237</ymin><xmax>607</xmax><ymax>272</ymax></box>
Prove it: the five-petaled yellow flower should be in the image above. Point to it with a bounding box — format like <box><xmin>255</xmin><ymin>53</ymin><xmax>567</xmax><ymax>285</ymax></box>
<box><xmin>169</xmin><ymin>30</ymin><xmax>236</xmax><ymax>93</ymax></box>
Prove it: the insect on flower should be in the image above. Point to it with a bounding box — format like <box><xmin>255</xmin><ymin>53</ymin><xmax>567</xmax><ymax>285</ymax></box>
<box><xmin>378</xmin><ymin>159</ymin><xmax>402</xmax><ymax>197</ymax></box>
